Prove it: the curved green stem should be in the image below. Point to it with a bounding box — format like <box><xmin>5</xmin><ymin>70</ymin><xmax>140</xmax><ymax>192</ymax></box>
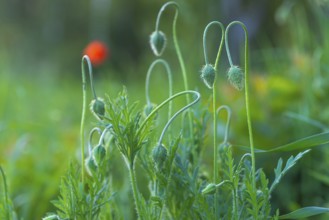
<box><xmin>216</xmin><ymin>105</ymin><xmax>231</xmax><ymax>144</ymax></box>
<box><xmin>155</xmin><ymin>2</ymin><xmax>193</xmax><ymax>136</ymax></box>
<box><xmin>203</xmin><ymin>21</ymin><xmax>225</xmax><ymax>67</ymax></box>
<box><xmin>137</xmin><ymin>90</ymin><xmax>199</xmax><ymax>137</ymax></box>
<box><xmin>82</xmin><ymin>55</ymin><xmax>97</xmax><ymax>100</ymax></box>
<box><xmin>158</xmin><ymin>91</ymin><xmax>200</xmax><ymax>144</ymax></box>
<box><xmin>81</xmin><ymin>56</ymin><xmax>88</xmax><ymax>186</ymax></box>
<box><xmin>156</xmin><ymin>91</ymin><xmax>200</xmax><ymax>219</ymax></box>
<box><xmin>225</xmin><ymin>21</ymin><xmax>256</xmax><ymax>190</ymax></box>
<box><xmin>145</xmin><ymin>59</ymin><xmax>173</xmax><ymax>121</ymax></box>
<box><xmin>88</xmin><ymin>127</ymin><xmax>102</xmax><ymax>154</ymax></box>
<box><xmin>98</xmin><ymin>124</ymin><xmax>113</xmax><ymax>145</ymax></box>
<box><xmin>81</xmin><ymin>55</ymin><xmax>100</xmax><ymax>187</ymax></box>
<box><xmin>203</xmin><ymin>20</ymin><xmax>225</xmax><ymax>218</ymax></box>
<box><xmin>0</xmin><ymin>166</ymin><xmax>10</xmax><ymax>220</ymax></box>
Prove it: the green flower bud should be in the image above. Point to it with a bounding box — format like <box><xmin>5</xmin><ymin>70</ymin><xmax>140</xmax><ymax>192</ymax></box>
<box><xmin>90</xmin><ymin>98</ymin><xmax>105</xmax><ymax>120</ymax></box>
<box><xmin>201</xmin><ymin>64</ymin><xmax>216</xmax><ymax>89</ymax></box>
<box><xmin>218</xmin><ymin>142</ymin><xmax>231</xmax><ymax>154</ymax></box>
<box><xmin>143</xmin><ymin>103</ymin><xmax>158</xmax><ymax>118</ymax></box>
<box><xmin>202</xmin><ymin>183</ymin><xmax>217</xmax><ymax>195</ymax></box>
<box><xmin>227</xmin><ymin>66</ymin><xmax>245</xmax><ymax>91</ymax></box>
<box><xmin>85</xmin><ymin>156</ymin><xmax>98</xmax><ymax>176</ymax></box>
<box><xmin>152</xmin><ymin>144</ymin><xmax>167</xmax><ymax>170</ymax></box>
<box><xmin>92</xmin><ymin>144</ymin><xmax>106</xmax><ymax>166</ymax></box>
<box><xmin>150</xmin><ymin>31</ymin><xmax>167</xmax><ymax>56</ymax></box>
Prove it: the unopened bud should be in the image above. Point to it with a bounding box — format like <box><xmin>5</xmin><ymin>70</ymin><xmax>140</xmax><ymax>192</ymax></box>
<box><xmin>143</xmin><ymin>103</ymin><xmax>157</xmax><ymax>118</ymax></box>
<box><xmin>227</xmin><ymin>66</ymin><xmax>245</xmax><ymax>91</ymax></box>
<box><xmin>218</xmin><ymin>142</ymin><xmax>231</xmax><ymax>154</ymax></box>
<box><xmin>202</xmin><ymin>183</ymin><xmax>217</xmax><ymax>195</ymax></box>
<box><xmin>90</xmin><ymin>98</ymin><xmax>105</xmax><ymax>120</ymax></box>
<box><xmin>152</xmin><ymin>143</ymin><xmax>167</xmax><ymax>170</ymax></box>
<box><xmin>85</xmin><ymin>156</ymin><xmax>98</xmax><ymax>176</ymax></box>
<box><xmin>201</xmin><ymin>64</ymin><xmax>216</xmax><ymax>89</ymax></box>
<box><xmin>150</xmin><ymin>31</ymin><xmax>167</xmax><ymax>56</ymax></box>
<box><xmin>92</xmin><ymin>144</ymin><xmax>106</xmax><ymax>166</ymax></box>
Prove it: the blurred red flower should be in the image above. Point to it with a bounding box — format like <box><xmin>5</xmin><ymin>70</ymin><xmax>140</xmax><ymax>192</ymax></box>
<box><xmin>83</xmin><ymin>41</ymin><xmax>109</xmax><ymax>66</ymax></box>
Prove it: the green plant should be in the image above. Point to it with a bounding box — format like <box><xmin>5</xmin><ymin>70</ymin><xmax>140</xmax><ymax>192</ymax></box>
<box><xmin>34</xmin><ymin>2</ymin><xmax>329</xmax><ymax>220</ymax></box>
<box><xmin>0</xmin><ymin>166</ymin><xmax>16</xmax><ymax>220</ymax></box>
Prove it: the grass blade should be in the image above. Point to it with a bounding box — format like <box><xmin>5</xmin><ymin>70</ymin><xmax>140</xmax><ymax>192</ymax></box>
<box><xmin>279</xmin><ymin>206</ymin><xmax>329</xmax><ymax>219</ymax></box>
<box><xmin>235</xmin><ymin>132</ymin><xmax>329</xmax><ymax>153</ymax></box>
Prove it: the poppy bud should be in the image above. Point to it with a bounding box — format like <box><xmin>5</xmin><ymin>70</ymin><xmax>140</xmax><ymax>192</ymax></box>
<box><xmin>152</xmin><ymin>143</ymin><xmax>167</xmax><ymax>170</ymax></box>
<box><xmin>218</xmin><ymin>142</ymin><xmax>231</xmax><ymax>154</ymax></box>
<box><xmin>83</xmin><ymin>41</ymin><xmax>108</xmax><ymax>66</ymax></box>
<box><xmin>92</xmin><ymin>144</ymin><xmax>106</xmax><ymax>166</ymax></box>
<box><xmin>150</xmin><ymin>31</ymin><xmax>167</xmax><ymax>56</ymax></box>
<box><xmin>202</xmin><ymin>183</ymin><xmax>217</xmax><ymax>195</ymax></box>
<box><xmin>227</xmin><ymin>66</ymin><xmax>245</xmax><ymax>91</ymax></box>
<box><xmin>201</xmin><ymin>64</ymin><xmax>216</xmax><ymax>89</ymax></box>
<box><xmin>90</xmin><ymin>98</ymin><xmax>105</xmax><ymax>120</ymax></box>
<box><xmin>143</xmin><ymin>103</ymin><xmax>158</xmax><ymax>118</ymax></box>
<box><xmin>85</xmin><ymin>156</ymin><xmax>98</xmax><ymax>176</ymax></box>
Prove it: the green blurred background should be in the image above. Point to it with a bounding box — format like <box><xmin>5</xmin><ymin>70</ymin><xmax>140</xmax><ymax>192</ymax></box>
<box><xmin>1</xmin><ymin>0</ymin><xmax>329</xmax><ymax>219</ymax></box>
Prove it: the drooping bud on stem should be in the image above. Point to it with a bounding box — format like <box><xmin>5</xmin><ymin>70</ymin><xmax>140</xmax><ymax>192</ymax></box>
<box><xmin>85</xmin><ymin>156</ymin><xmax>98</xmax><ymax>177</ymax></box>
<box><xmin>150</xmin><ymin>31</ymin><xmax>167</xmax><ymax>56</ymax></box>
<box><xmin>92</xmin><ymin>144</ymin><xmax>106</xmax><ymax>166</ymax></box>
<box><xmin>202</xmin><ymin>183</ymin><xmax>217</xmax><ymax>195</ymax></box>
<box><xmin>152</xmin><ymin>143</ymin><xmax>167</xmax><ymax>171</ymax></box>
<box><xmin>200</xmin><ymin>64</ymin><xmax>216</xmax><ymax>89</ymax></box>
<box><xmin>227</xmin><ymin>65</ymin><xmax>245</xmax><ymax>91</ymax></box>
<box><xmin>90</xmin><ymin>98</ymin><xmax>105</xmax><ymax>120</ymax></box>
<box><xmin>143</xmin><ymin>103</ymin><xmax>157</xmax><ymax>118</ymax></box>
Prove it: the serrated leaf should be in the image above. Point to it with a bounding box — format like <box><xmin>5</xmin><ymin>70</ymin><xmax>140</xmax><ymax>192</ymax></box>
<box><xmin>279</xmin><ymin>206</ymin><xmax>329</xmax><ymax>219</ymax></box>
<box><xmin>270</xmin><ymin>150</ymin><xmax>310</xmax><ymax>194</ymax></box>
<box><xmin>274</xmin><ymin>158</ymin><xmax>283</xmax><ymax>178</ymax></box>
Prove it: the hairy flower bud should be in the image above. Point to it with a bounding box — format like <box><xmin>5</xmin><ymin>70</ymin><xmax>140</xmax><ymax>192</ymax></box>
<box><xmin>90</xmin><ymin>98</ymin><xmax>105</xmax><ymax>120</ymax></box>
<box><xmin>150</xmin><ymin>31</ymin><xmax>167</xmax><ymax>56</ymax></box>
<box><xmin>92</xmin><ymin>144</ymin><xmax>106</xmax><ymax>166</ymax></box>
<box><xmin>152</xmin><ymin>144</ymin><xmax>167</xmax><ymax>170</ymax></box>
<box><xmin>143</xmin><ymin>103</ymin><xmax>158</xmax><ymax>118</ymax></box>
<box><xmin>202</xmin><ymin>183</ymin><xmax>217</xmax><ymax>195</ymax></box>
<box><xmin>85</xmin><ymin>156</ymin><xmax>98</xmax><ymax>176</ymax></box>
<box><xmin>227</xmin><ymin>66</ymin><xmax>245</xmax><ymax>91</ymax></box>
<box><xmin>218</xmin><ymin>142</ymin><xmax>231</xmax><ymax>154</ymax></box>
<box><xmin>201</xmin><ymin>64</ymin><xmax>216</xmax><ymax>89</ymax></box>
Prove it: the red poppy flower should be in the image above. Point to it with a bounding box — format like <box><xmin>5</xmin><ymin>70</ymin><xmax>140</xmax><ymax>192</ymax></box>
<box><xmin>83</xmin><ymin>41</ymin><xmax>109</xmax><ymax>66</ymax></box>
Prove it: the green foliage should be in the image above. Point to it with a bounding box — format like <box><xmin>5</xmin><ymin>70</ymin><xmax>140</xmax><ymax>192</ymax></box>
<box><xmin>1</xmin><ymin>1</ymin><xmax>329</xmax><ymax>220</ymax></box>
<box><xmin>0</xmin><ymin>166</ymin><xmax>16</xmax><ymax>220</ymax></box>
<box><xmin>279</xmin><ymin>207</ymin><xmax>329</xmax><ymax>219</ymax></box>
<box><xmin>270</xmin><ymin>150</ymin><xmax>310</xmax><ymax>194</ymax></box>
<box><xmin>49</xmin><ymin>163</ymin><xmax>114</xmax><ymax>220</ymax></box>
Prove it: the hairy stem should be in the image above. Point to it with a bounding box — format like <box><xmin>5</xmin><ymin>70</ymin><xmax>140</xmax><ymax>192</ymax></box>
<box><xmin>155</xmin><ymin>1</ymin><xmax>193</xmax><ymax>136</ymax></box>
<box><xmin>203</xmin><ymin>21</ymin><xmax>225</xmax><ymax>218</ymax></box>
<box><xmin>80</xmin><ymin>56</ymin><xmax>88</xmax><ymax>186</ymax></box>
<box><xmin>128</xmin><ymin>163</ymin><xmax>142</xmax><ymax>219</ymax></box>
<box><xmin>225</xmin><ymin>20</ymin><xmax>256</xmax><ymax>213</ymax></box>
